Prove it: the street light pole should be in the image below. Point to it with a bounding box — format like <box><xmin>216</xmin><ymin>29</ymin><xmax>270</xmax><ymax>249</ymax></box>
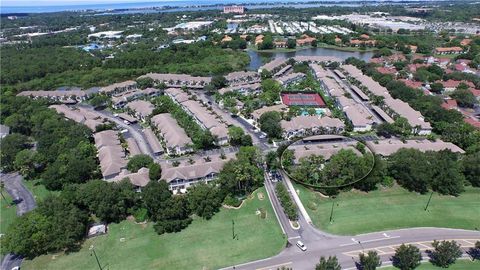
<box><xmin>329</xmin><ymin>198</ymin><xmax>335</xmax><ymax>223</ymax></box>
<box><xmin>91</xmin><ymin>248</ymin><xmax>103</xmax><ymax>270</ymax></box>
<box><xmin>424</xmin><ymin>191</ymin><xmax>434</xmax><ymax>211</ymax></box>
<box><xmin>358</xmin><ymin>241</ymin><xmax>365</xmax><ymax>254</ymax></box>
<box><xmin>232</xmin><ymin>220</ymin><xmax>235</xmax><ymax>240</ymax></box>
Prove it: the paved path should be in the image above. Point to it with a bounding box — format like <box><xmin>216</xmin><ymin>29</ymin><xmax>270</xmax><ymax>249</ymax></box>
<box><xmin>1</xmin><ymin>172</ymin><xmax>36</xmax><ymax>270</ymax></box>
<box><xmin>77</xmin><ymin>104</ymin><xmax>154</xmax><ymax>157</ymax></box>
<box><xmin>225</xmin><ymin>227</ymin><xmax>479</xmax><ymax>270</ymax></box>
<box><xmin>225</xmin><ymin>171</ymin><xmax>480</xmax><ymax>270</ymax></box>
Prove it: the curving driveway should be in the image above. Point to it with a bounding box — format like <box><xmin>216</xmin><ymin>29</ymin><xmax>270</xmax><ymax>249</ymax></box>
<box><xmin>1</xmin><ymin>172</ymin><xmax>36</xmax><ymax>270</ymax></box>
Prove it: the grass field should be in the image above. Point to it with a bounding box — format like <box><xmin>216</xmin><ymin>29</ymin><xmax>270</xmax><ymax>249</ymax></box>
<box><xmin>295</xmin><ymin>184</ymin><xmax>480</xmax><ymax>235</ymax></box>
<box><xmin>0</xmin><ymin>191</ymin><xmax>16</xmax><ymax>235</ymax></box>
<box><xmin>382</xmin><ymin>259</ymin><xmax>480</xmax><ymax>270</ymax></box>
<box><xmin>23</xmin><ymin>187</ymin><xmax>286</xmax><ymax>270</ymax></box>
<box><xmin>23</xmin><ymin>179</ymin><xmax>56</xmax><ymax>201</ymax></box>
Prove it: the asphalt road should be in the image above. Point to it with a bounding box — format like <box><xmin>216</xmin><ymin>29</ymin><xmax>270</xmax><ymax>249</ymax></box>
<box><xmin>194</xmin><ymin>91</ymin><xmax>271</xmax><ymax>151</ymax></box>
<box><xmin>1</xmin><ymin>172</ymin><xmax>37</xmax><ymax>270</ymax></box>
<box><xmin>224</xmin><ymin>172</ymin><xmax>480</xmax><ymax>270</ymax></box>
<box><xmin>77</xmin><ymin>104</ymin><xmax>155</xmax><ymax>157</ymax></box>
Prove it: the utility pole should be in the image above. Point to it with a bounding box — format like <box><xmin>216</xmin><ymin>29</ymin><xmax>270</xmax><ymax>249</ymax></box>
<box><xmin>329</xmin><ymin>198</ymin><xmax>335</xmax><ymax>223</ymax></box>
<box><xmin>232</xmin><ymin>220</ymin><xmax>235</xmax><ymax>240</ymax></box>
<box><xmin>358</xmin><ymin>241</ymin><xmax>365</xmax><ymax>254</ymax></box>
<box><xmin>424</xmin><ymin>191</ymin><xmax>434</xmax><ymax>211</ymax></box>
<box><xmin>91</xmin><ymin>248</ymin><xmax>103</xmax><ymax>270</ymax></box>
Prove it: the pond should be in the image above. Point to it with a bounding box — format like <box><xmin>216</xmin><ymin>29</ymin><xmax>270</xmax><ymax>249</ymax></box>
<box><xmin>247</xmin><ymin>47</ymin><xmax>375</xmax><ymax>71</ymax></box>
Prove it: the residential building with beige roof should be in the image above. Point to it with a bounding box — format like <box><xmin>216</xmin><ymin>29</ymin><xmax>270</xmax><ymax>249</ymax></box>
<box><xmin>275</xmin><ymin>72</ymin><xmax>306</xmax><ymax>86</ymax></box>
<box><xmin>18</xmin><ymin>90</ymin><xmax>89</xmax><ymax>103</ymax></box>
<box><xmin>49</xmin><ymin>105</ymin><xmax>105</xmax><ymax>131</ymax></box>
<box><xmin>126</xmin><ymin>137</ymin><xmax>142</xmax><ymax>156</ymax></box>
<box><xmin>110</xmin><ymin>167</ymin><xmax>150</xmax><ymax>189</ymax></box>
<box><xmin>100</xmin><ymin>80</ymin><xmax>137</xmax><ymax>95</ymax></box>
<box><xmin>181</xmin><ymin>100</ymin><xmax>229</xmax><ymax>145</ymax></box>
<box><xmin>366</xmin><ymin>139</ymin><xmax>464</xmax><ymax>156</ymax></box>
<box><xmin>143</xmin><ymin>127</ymin><xmax>164</xmax><ymax>155</ymax></box>
<box><xmin>151</xmin><ymin>113</ymin><xmax>193</xmax><ymax>155</ymax></box>
<box><xmin>251</xmin><ymin>104</ymin><xmax>288</xmax><ymax>124</ymax></box>
<box><xmin>225</xmin><ymin>71</ymin><xmax>260</xmax><ymax>85</ymax></box>
<box><xmin>161</xmin><ymin>153</ymin><xmax>235</xmax><ymax>193</ymax></box>
<box><xmin>218</xmin><ymin>83</ymin><xmax>262</xmax><ymax>96</ymax></box>
<box><xmin>289</xmin><ymin>141</ymin><xmax>360</xmax><ymax>164</ymax></box>
<box><xmin>125</xmin><ymin>100</ymin><xmax>155</xmax><ymax>121</ymax></box>
<box><xmin>342</xmin><ymin>64</ymin><xmax>432</xmax><ymax>135</ymax></box>
<box><xmin>140</xmin><ymin>73</ymin><xmax>211</xmax><ymax>89</ymax></box>
<box><xmin>164</xmin><ymin>88</ymin><xmax>190</xmax><ymax>104</ymax></box>
<box><xmin>93</xmin><ymin>130</ymin><xmax>127</xmax><ymax>179</ymax></box>
<box><xmin>281</xmin><ymin>116</ymin><xmax>345</xmax><ymax>139</ymax></box>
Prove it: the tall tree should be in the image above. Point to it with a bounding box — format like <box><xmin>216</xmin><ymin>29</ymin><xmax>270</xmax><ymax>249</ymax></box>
<box><xmin>429</xmin><ymin>240</ymin><xmax>462</xmax><ymax>268</ymax></box>
<box><xmin>359</xmin><ymin>251</ymin><xmax>382</xmax><ymax>270</ymax></box>
<box><xmin>127</xmin><ymin>154</ymin><xmax>154</xmax><ymax>172</ymax></box>
<box><xmin>392</xmin><ymin>244</ymin><xmax>422</xmax><ymax>270</ymax></box>
<box><xmin>259</xmin><ymin>111</ymin><xmax>282</xmax><ymax>139</ymax></box>
<box><xmin>187</xmin><ymin>183</ymin><xmax>222</xmax><ymax>219</ymax></box>
<box><xmin>0</xmin><ymin>134</ymin><xmax>31</xmax><ymax>172</ymax></box>
<box><xmin>462</xmin><ymin>152</ymin><xmax>480</xmax><ymax>187</ymax></box>
<box><xmin>316</xmin><ymin>256</ymin><xmax>341</xmax><ymax>270</ymax></box>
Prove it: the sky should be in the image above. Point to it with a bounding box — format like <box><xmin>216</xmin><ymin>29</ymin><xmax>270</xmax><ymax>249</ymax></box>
<box><xmin>1</xmin><ymin>0</ymin><xmax>179</xmax><ymax>6</ymax></box>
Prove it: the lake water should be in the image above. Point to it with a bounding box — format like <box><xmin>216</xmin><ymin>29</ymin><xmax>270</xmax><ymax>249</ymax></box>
<box><xmin>2</xmin><ymin>0</ymin><xmax>390</xmax><ymax>14</ymax></box>
<box><xmin>247</xmin><ymin>47</ymin><xmax>374</xmax><ymax>71</ymax></box>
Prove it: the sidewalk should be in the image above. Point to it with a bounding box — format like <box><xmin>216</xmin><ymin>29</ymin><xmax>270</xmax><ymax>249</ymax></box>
<box><xmin>281</xmin><ymin>171</ymin><xmax>312</xmax><ymax>224</ymax></box>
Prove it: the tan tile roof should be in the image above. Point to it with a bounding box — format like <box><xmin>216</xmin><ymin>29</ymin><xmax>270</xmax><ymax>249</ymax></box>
<box><xmin>281</xmin><ymin>116</ymin><xmax>344</xmax><ymax>131</ymax></box>
<box><xmin>151</xmin><ymin>113</ymin><xmax>192</xmax><ymax>149</ymax></box>
<box><xmin>251</xmin><ymin>104</ymin><xmax>288</xmax><ymax>121</ymax></box>
<box><xmin>126</xmin><ymin>100</ymin><xmax>155</xmax><ymax>118</ymax></box>
<box><xmin>366</xmin><ymin>139</ymin><xmax>464</xmax><ymax>156</ymax></box>
<box><xmin>111</xmin><ymin>167</ymin><xmax>150</xmax><ymax>187</ymax></box>
<box><xmin>144</xmin><ymin>127</ymin><xmax>164</xmax><ymax>154</ymax></box>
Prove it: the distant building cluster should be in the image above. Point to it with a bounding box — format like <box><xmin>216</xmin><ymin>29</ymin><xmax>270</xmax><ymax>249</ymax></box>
<box><xmin>223</xmin><ymin>5</ymin><xmax>244</xmax><ymax>14</ymax></box>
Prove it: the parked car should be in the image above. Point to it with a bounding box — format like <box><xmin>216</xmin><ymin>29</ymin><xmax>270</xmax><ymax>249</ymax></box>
<box><xmin>296</xmin><ymin>240</ymin><xmax>307</xmax><ymax>251</ymax></box>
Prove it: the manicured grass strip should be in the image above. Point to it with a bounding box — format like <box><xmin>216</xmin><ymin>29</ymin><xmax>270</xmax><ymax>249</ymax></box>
<box><xmin>23</xmin><ymin>187</ymin><xmax>286</xmax><ymax>270</ymax></box>
<box><xmin>295</xmin><ymin>184</ymin><xmax>480</xmax><ymax>235</ymax></box>
<box><xmin>0</xmin><ymin>192</ymin><xmax>17</xmax><ymax>235</ymax></box>
<box><xmin>382</xmin><ymin>259</ymin><xmax>480</xmax><ymax>270</ymax></box>
<box><xmin>24</xmin><ymin>179</ymin><xmax>56</xmax><ymax>202</ymax></box>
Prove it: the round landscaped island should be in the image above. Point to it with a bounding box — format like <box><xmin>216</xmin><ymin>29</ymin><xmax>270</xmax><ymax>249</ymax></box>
<box><xmin>280</xmin><ymin>135</ymin><xmax>375</xmax><ymax>189</ymax></box>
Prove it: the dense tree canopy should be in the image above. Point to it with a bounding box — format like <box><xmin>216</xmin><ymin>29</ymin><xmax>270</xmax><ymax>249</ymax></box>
<box><xmin>127</xmin><ymin>154</ymin><xmax>154</xmax><ymax>172</ymax></box>
<box><xmin>153</xmin><ymin>95</ymin><xmax>215</xmax><ymax>150</ymax></box>
<box><xmin>315</xmin><ymin>256</ymin><xmax>341</xmax><ymax>270</ymax></box>
<box><xmin>1</xmin><ymin>95</ymin><xmax>100</xmax><ymax>190</ymax></box>
<box><xmin>187</xmin><ymin>183</ymin><xmax>223</xmax><ymax>219</ymax></box>
<box><xmin>392</xmin><ymin>244</ymin><xmax>422</xmax><ymax>270</ymax></box>
<box><xmin>388</xmin><ymin>149</ymin><xmax>465</xmax><ymax>196</ymax></box>
<box><xmin>218</xmin><ymin>146</ymin><xmax>264</xmax><ymax>196</ymax></box>
<box><xmin>1</xmin><ymin>195</ymin><xmax>89</xmax><ymax>259</ymax></box>
<box><xmin>259</xmin><ymin>111</ymin><xmax>283</xmax><ymax>139</ymax></box>
<box><xmin>429</xmin><ymin>240</ymin><xmax>462</xmax><ymax>268</ymax></box>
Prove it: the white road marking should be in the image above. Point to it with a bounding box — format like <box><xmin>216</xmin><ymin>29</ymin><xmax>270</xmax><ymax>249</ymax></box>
<box><xmin>288</xmin><ymin>236</ymin><xmax>301</xmax><ymax>240</ymax></box>
<box><xmin>340</xmin><ymin>236</ymin><xmax>400</xmax><ymax>247</ymax></box>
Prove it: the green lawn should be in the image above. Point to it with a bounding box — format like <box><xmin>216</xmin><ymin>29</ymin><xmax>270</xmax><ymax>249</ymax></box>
<box><xmin>382</xmin><ymin>259</ymin><xmax>480</xmax><ymax>270</ymax></box>
<box><xmin>23</xmin><ymin>187</ymin><xmax>286</xmax><ymax>270</ymax></box>
<box><xmin>23</xmin><ymin>179</ymin><xmax>56</xmax><ymax>202</ymax></box>
<box><xmin>0</xmin><ymin>191</ymin><xmax>17</xmax><ymax>235</ymax></box>
<box><xmin>295</xmin><ymin>184</ymin><xmax>480</xmax><ymax>235</ymax></box>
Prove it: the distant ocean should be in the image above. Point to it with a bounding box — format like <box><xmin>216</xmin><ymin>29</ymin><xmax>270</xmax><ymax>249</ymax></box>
<box><xmin>1</xmin><ymin>0</ymin><xmax>414</xmax><ymax>14</ymax></box>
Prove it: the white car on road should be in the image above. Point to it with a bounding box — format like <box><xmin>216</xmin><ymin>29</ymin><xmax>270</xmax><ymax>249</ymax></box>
<box><xmin>296</xmin><ymin>240</ymin><xmax>307</xmax><ymax>251</ymax></box>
